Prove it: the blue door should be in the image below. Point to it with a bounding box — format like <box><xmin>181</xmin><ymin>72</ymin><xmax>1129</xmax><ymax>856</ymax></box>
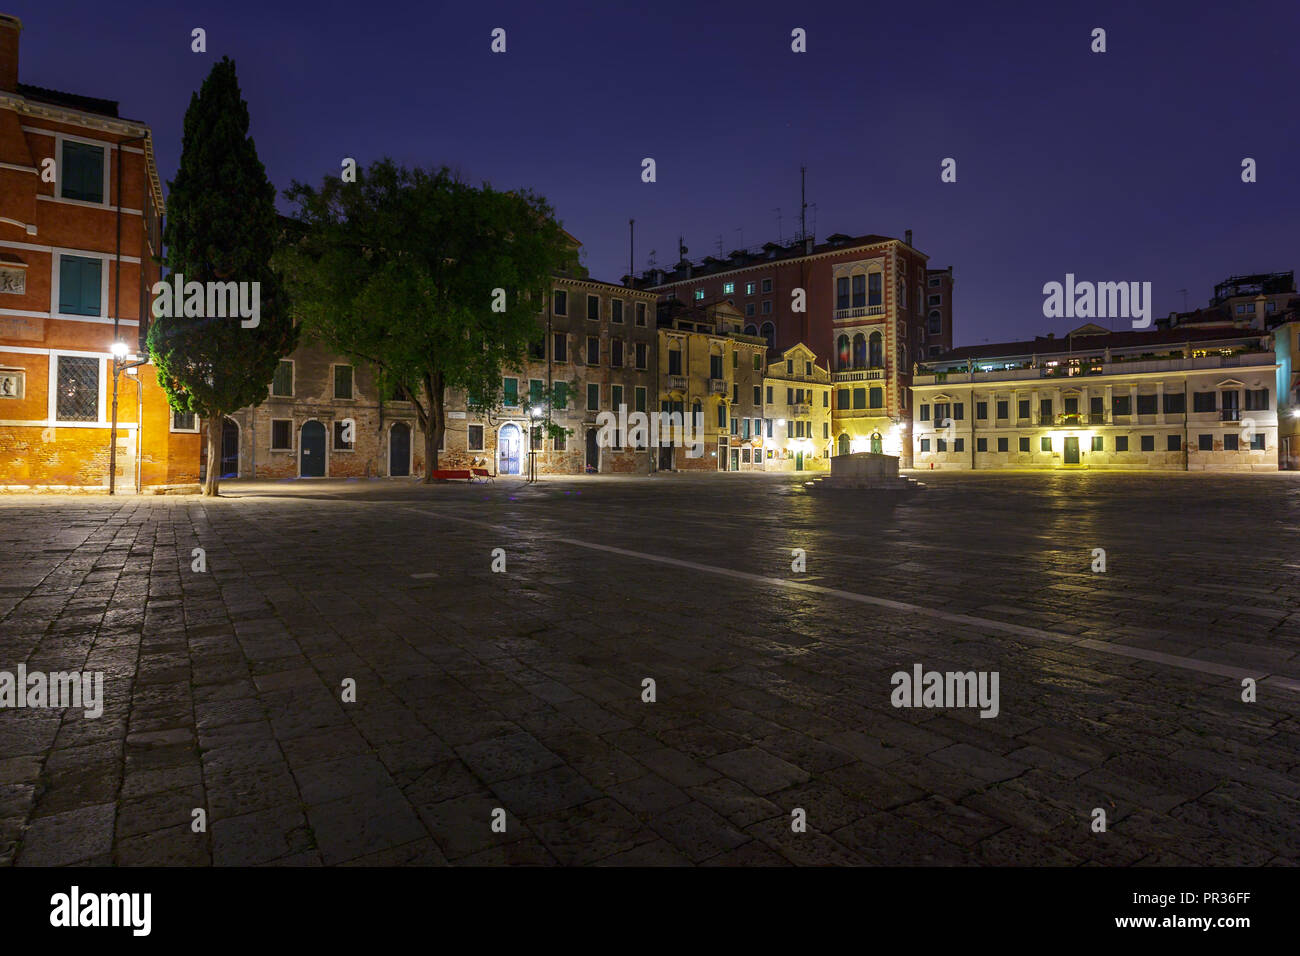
<box><xmin>300</xmin><ymin>421</ymin><xmax>326</xmax><ymax>477</ymax></box>
<box><xmin>498</xmin><ymin>424</ymin><xmax>521</xmax><ymax>475</ymax></box>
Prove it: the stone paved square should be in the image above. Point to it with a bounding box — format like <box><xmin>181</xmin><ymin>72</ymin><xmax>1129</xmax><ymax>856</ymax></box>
<box><xmin>2</xmin><ymin>470</ymin><xmax>1299</xmax><ymax>866</ymax></box>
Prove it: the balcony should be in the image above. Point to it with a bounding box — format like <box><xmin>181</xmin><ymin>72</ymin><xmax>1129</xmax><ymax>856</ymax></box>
<box><xmin>1056</xmin><ymin>413</ymin><xmax>1083</xmax><ymax>426</ymax></box>
<box><xmin>1221</xmin><ymin>409</ymin><xmax>1242</xmax><ymax>421</ymax></box>
<box><xmin>913</xmin><ymin>351</ymin><xmax>1275</xmax><ymax>386</ymax></box>
<box><xmin>667</xmin><ymin>375</ymin><xmax>687</xmax><ymax>392</ymax></box>
<box><xmin>834</xmin><ymin>306</ymin><xmax>868</xmax><ymax>319</ymax></box>
<box><xmin>708</xmin><ymin>378</ymin><xmax>727</xmax><ymax>395</ymax></box>
<box><xmin>832</xmin><ymin>368</ymin><xmax>885</xmax><ymax>382</ymax></box>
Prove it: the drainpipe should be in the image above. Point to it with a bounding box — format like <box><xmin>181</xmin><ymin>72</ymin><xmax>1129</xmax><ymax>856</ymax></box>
<box><xmin>108</xmin><ymin>132</ymin><xmax>149</xmax><ymax>495</ymax></box>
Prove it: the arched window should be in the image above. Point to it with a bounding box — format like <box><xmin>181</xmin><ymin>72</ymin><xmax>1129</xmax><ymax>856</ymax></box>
<box><xmin>744</xmin><ymin>324</ymin><xmax>757</xmax><ymax>337</ymax></box>
<box><xmin>837</xmin><ymin>434</ymin><xmax>850</xmax><ymax>457</ymax></box>
<box><xmin>898</xmin><ymin>343</ymin><xmax>907</xmax><ymax>371</ymax></box>
<box><xmin>928</xmin><ymin>310</ymin><xmax>941</xmax><ymax>334</ymax></box>
<box><xmin>868</xmin><ymin>331</ymin><xmax>883</xmax><ymax>368</ymax></box>
<box><xmin>760</xmin><ymin>322</ymin><xmax>775</xmax><ymax>351</ymax></box>
<box><xmin>837</xmin><ymin>334</ymin><xmax>850</xmax><ymax>370</ymax></box>
<box><xmin>692</xmin><ymin>399</ymin><xmax>703</xmax><ymax>427</ymax></box>
<box><xmin>852</xmin><ymin>333</ymin><xmax>866</xmax><ymax>369</ymax></box>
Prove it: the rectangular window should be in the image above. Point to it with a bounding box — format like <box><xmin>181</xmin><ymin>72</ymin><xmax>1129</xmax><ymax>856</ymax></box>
<box><xmin>976</xmin><ymin>437</ymin><xmax>987</xmax><ymax>452</ymax></box>
<box><xmin>953</xmin><ymin>402</ymin><xmax>964</xmax><ymax>420</ymax></box>
<box><xmin>836</xmin><ymin>277</ymin><xmax>850</xmax><ymax>311</ymax></box>
<box><xmin>635</xmin><ymin>386</ymin><xmax>646</xmax><ymax>413</ymax></box>
<box><xmin>766</xmin><ymin>418</ymin><xmax>773</xmax><ymax>439</ymax></box>
<box><xmin>1017</xmin><ymin>399</ymin><xmax>1030</xmax><ymax>420</ymax></box>
<box><xmin>333</xmin><ymin>365</ymin><xmax>354</xmax><ymax>399</ymax></box>
<box><xmin>1251</xmin><ymin>433</ymin><xmax>1265</xmax><ymax>450</ymax></box>
<box><xmin>723</xmin><ymin>282</ymin><xmax>735</xmax><ymax>295</ymax></box>
<box><xmin>1167</xmin><ymin>434</ymin><xmax>1181</xmax><ymax>451</ymax></box>
<box><xmin>553</xmin><ymin>289</ymin><xmax>568</xmax><ymax>315</ymax></box>
<box><xmin>853</xmin><ymin>388</ymin><xmax>866</xmax><ymax>409</ymax></box>
<box><xmin>271</xmin><ymin>360</ymin><xmax>293</xmax><ymax>397</ymax></box>
<box><xmin>587</xmin><ymin>295</ymin><xmax>600</xmax><ymax>321</ymax></box>
<box><xmin>745</xmin><ymin>282</ymin><xmax>756</xmax><ymax>295</ymax></box>
<box><xmin>1116</xmin><ymin>435</ymin><xmax>1129</xmax><ymax>452</ymax></box>
<box><xmin>58</xmin><ymin>255</ymin><xmax>102</xmax><ymax>316</ymax></box>
<box><xmin>553</xmin><ymin>332</ymin><xmax>567</xmax><ymax>363</ymax></box>
<box><xmin>920</xmin><ymin>438</ymin><xmax>931</xmax><ymax>452</ymax></box>
<box><xmin>1198</xmin><ymin>433</ymin><xmax>1213</xmax><ymax>451</ymax></box>
<box><xmin>694</xmin><ymin>289</ymin><xmax>705</xmax><ymax>301</ymax></box>
<box><xmin>822</xmin><ymin>390</ymin><xmax>828</xmax><ymax>407</ymax></box>
<box><xmin>55</xmin><ymin>355</ymin><xmax>99</xmax><ymax>421</ymax></box>
<box><xmin>270</xmin><ymin>419</ymin><xmax>292</xmax><ymax>450</ymax></box>
<box><xmin>333</xmin><ymin>420</ymin><xmax>354</xmax><ymax>450</ymax></box>
<box><xmin>635</xmin><ymin>302</ymin><xmax>647</xmax><ymax>326</ymax></box>
<box><xmin>838</xmin><ymin>389</ymin><xmax>850</xmax><ymax>410</ymax></box>
<box><xmin>934</xmin><ymin>402</ymin><xmax>949</xmax><ymax>423</ymax></box>
<box><xmin>1192</xmin><ymin>392</ymin><xmax>1216</xmax><ymax>412</ymax></box>
<box><xmin>1245</xmin><ymin>388</ymin><xmax>1269</xmax><ymax>411</ymax></box>
<box><xmin>668</xmin><ymin>349</ymin><xmax>682</xmax><ymax>375</ymax></box>
<box><xmin>717</xmin><ymin>404</ymin><xmax>726</xmax><ymax>428</ymax></box>
<box><xmin>635</xmin><ymin>342</ymin><xmax>647</xmax><ymax>369</ymax></box>
<box><xmin>503</xmin><ymin>377</ymin><xmax>518</xmax><ymax>406</ymax></box>
<box><xmin>753</xmin><ymin>353</ymin><xmax>762</xmax><ymax>371</ymax></box>
<box><xmin>529</xmin><ymin>336</ymin><xmax>546</xmax><ymax>359</ymax></box>
<box><xmin>554</xmin><ymin>429</ymin><xmax>567</xmax><ymax>451</ymax></box>
<box><xmin>61</xmin><ymin>140</ymin><xmax>105</xmax><ymax>203</ymax></box>
<box><xmin>1019</xmin><ymin>437</ymin><xmax>1030</xmax><ymax>453</ymax></box>
<box><xmin>919</xmin><ymin>403</ymin><xmax>930</xmax><ymax>421</ymax></box>
<box><xmin>172</xmin><ymin>409</ymin><xmax>197</xmax><ymax>432</ymax></box>
<box><xmin>1091</xmin><ymin>435</ymin><xmax>1103</xmax><ymax>451</ymax></box>
<box><xmin>1063</xmin><ymin>396</ymin><xmax>1078</xmax><ymax>415</ymax></box>
<box><xmin>1041</xmin><ymin>436</ymin><xmax>1052</xmax><ymax>452</ymax></box>
<box><xmin>587</xmin><ymin>336</ymin><xmax>600</xmax><ymax>365</ymax></box>
<box><xmin>868</xmin><ymin>273</ymin><xmax>882</xmax><ymax>306</ymax></box>
<box><xmin>612</xmin><ymin>384</ymin><xmax>623</xmax><ymax>410</ymax></box>
<box><xmin>761</xmin><ymin>278</ymin><xmax>772</xmax><ymax>293</ymax></box>
<box><xmin>1136</xmin><ymin>394</ymin><xmax>1157</xmax><ymax>415</ymax></box>
<box><xmin>753</xmin><ymin>385</ymin><xmax>762</xmax><ymax>404</ymax></box>
<box><xmin>869</xmin><ymin>387</ymin><xmax>883</xmax><ymax>408</ymax></box>
<box><xmin>733</xmin><ymin>350</ymin><xmax>739</xmax><ymax>369</ymax></box>
<box><xmin>529</xmin><ymin>379</ymin><xmax>544</xmax><ymax>406</ymax></box>
<box><xmin>997</xmin><ymin>437</ymin><xmax>1008</xmax><ymax>452</ymax></box>
<box><xmin>611</xmin><ymin>299</ymin><xmax>623</xmax><ymax>323</ymax></box>
<box><xmin>1090</xmin><ymin>396</ymin><xmax>1104</xmax><ymax>418</ymax></box>
<box><xmin>468</xmin><ymin>425</ymin><xmax>484</xmax><ymax>451</ymax></box>
<box><xmin>975</xmin><ymin>401</ymin><xmax>988</xmax><ymax>420</ymax></box>
<box><xmin>1039</xmin><ymin>399</ymin><xmax>1052</xmax><ymax>420</ymax></box>
<box><xmin>612</xmin><ymin>339</ymin><xmax>624</xmax><ymax>367</ymax></box>
<box><xmin>732</xmin><ymin>384</ymin><xmax>739</xmax><ymax>404</ymax></box>
<box><xmin>1223</xmin><ymin>433</ymin><xmax>1239</xmax><ymax>451</ymax></box>
<box><xmin>1139</xmin><ymin>435</ymin><xmax>1154</xmax><ymax>451</ymax></box>
<box><xmin>1112</xmin><ymin>395</ymin><xmax>1131</xmax><ymax>416</ymax></box>
<box><xmin>1163</xmin><ymin>393</ymin><xmax>1185</xmax><ymax>414</ymax></box>
<box><xmin>936</xmin><ymin>438</ymin><xmax>947</xmax><ymax>452</ymax></box>
<box><xmin>954</xmin><ymin>438</ymin><xmax>964</xmax><ymax>452</ymax></box>
<box><xmin>851</xmin><ymin>274</ymin><xmax>866</xmax><ymax>308</ymax></box>
<box><xmin>733</xmin><ymin>417</ymin><xmax>741</xmax><ymax>437</ymax></box>
<box><xmin>996</xmin><ymin>400</ymin><xmax>1008</xmax><ymax>419</ymax></box>
<box><xmin>761</xmin><ymin>301</ymin><xmax>772</xmax><ymax>314</ymax></box>
<box><xmin>587</xmin><ymin>383</ymin><xmax>599</xmax><ymax>411</ymax></box>
<box><xmin>716</xmin><ymin>356</ymin><xmax>727</xmax><ymax>380</ymax></box>
<box><xmin>823</xmin><ymin>421</ymin><xmax>829</xmax><ymax>439</ymax></box>
<box><xmin>554</xmin><ymin>381</ymin><xmax>568</xmax><ymax>410</ymax></box>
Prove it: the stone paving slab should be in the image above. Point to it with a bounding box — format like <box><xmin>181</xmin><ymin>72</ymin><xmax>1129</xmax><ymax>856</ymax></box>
<box><xmin>1</xmin><ymin>471</ymin><xmax>1299</xmax><ymax>865</ymax></box>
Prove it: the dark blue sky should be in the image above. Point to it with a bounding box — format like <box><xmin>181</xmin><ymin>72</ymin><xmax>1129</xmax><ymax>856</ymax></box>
<box><xmin>20</xmin><ymin>0</ymin><xmax>1299</xmax><ymax>344</ymax></box>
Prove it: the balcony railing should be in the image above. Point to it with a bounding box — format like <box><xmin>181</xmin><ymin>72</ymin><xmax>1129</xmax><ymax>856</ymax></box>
<box><xmin>832</xmin><ymin>368</ymin><xmax>885</xmax><ymax>382</ymax></box>
<box><xmin>914</xmin><ymin>351</ymin><xmax>1274</xmax><ymax>385</ymax></box>
<box><xmin>667</xmin><ymin>375</ymin><xmax>687</xmax><ymax>391</ymax></box>
<box><xmin>1221</xmin><ymin>409</ymin><xmax>1242</xmax><ymax>421</ymax></box>
<box><xmin>708</xmin><ymin>378</ymin><xmax>727</xmax><ymax>395</ymax></box>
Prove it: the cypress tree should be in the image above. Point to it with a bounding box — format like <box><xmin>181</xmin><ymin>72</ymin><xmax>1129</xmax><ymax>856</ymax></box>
<box><xmin>148</xmin><ymin>56</ymin><xmax>297</xmax><ymax>495</ymax></box>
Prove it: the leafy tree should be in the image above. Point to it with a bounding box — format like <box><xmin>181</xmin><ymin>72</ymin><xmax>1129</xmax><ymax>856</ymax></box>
<box><xmin>148</xmin><ymin>57</ymin><xmax>297</xmax><ymax>495</ymax></box>
<box><xmin>278</xmin><ymin>159</ymin><xmax>571</xmax><ymax>478</ymax></box>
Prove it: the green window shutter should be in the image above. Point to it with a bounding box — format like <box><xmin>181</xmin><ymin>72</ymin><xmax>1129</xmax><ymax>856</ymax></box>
<box><xmin>62</xmin><ymin>142</ymin><xmax>104</xmax><ymax>203</ymax></box>
<box><xmin>529</xmin><ymin>380</ymin><xmax>544</xmax><ymax>406</ymax></box>
<box><xmin>552</xmin><ymin>382</ymin><xmax>567</xmax><ymax>410</ymax></box>
<box><xmin>60</xmin><ymin>256</ymin><xmax>100</xmax><ymax>315</ymax></box>
<box><xmin>503</xmin><ymin>378</ymin><xmax>517</xmax><ymax>406</ymax></box>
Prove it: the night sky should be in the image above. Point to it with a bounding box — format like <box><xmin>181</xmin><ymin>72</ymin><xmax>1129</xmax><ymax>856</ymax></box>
<box><xmin>19</xmin><ymin>0</ymin><xmax>1299</xmax><ymax>345</ymax></box>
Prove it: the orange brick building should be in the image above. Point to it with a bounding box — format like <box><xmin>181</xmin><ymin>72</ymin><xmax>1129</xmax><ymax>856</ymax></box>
<box><xmin>0</xmin><ymin>13</ymin><xmax>196</xmax><ymax>492</ymax></box>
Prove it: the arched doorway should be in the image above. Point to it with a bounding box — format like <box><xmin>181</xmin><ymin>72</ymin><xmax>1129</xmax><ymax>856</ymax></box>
<box><xmin>837</xmin><ymin>433</ymin><xmax>850</xmax><ymax>457</ymax></box>
<box><xmin>498</xmin><ymin>423</ymin><xmax>522</xmax><ymax>475</ymax></box>
<box><xmin>220</xmin><ymin>418</ymin><xmax>239</xmax><ymax>478</ymax></box>
<box><xmin>300</xmin><ymin>421</ymin><xmax>326</xmax><ymax>477</ymax></box>
<box><xmin>870</xmin><ymin>431</ymin><xmax>883</xmax><ymax>455</ymax></box>
<box><xmin>389</xmin><ymin>422</ymin><xmax>411</xmax><ymax>477</ymax></box>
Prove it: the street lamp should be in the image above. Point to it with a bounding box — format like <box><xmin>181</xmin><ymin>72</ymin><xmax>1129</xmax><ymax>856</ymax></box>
<box><xmin>526</xmin><ymin>405</ymin><xmax>543</xmax><ymax>482</ymax></box>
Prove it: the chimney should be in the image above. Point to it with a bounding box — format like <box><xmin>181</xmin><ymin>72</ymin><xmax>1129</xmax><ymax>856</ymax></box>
<box><xmin>904</xmin><ymin>229</ymin><xmax>913</xmax><ymax>247</ymax></box>
<box><xmin>0</xmin><ymin>14</ymin><xmax>20</xmax><ymax>92</ymax></box>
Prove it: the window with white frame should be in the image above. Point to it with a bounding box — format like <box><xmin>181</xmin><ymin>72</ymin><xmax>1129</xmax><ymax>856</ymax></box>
<box><xmin>55</xmin><ymin>355</ymin><xmax>100</xmax><ymax>421</ymax></box>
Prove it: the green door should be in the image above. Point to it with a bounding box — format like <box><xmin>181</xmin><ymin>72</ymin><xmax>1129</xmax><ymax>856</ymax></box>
<box><xmin>1064</xmin><ymin>436</ymin><xmax>1080</xmax><ymax>464</ymax></box>
<box><xmin>795</xmin><ymin>452</ymin><xmax>803</xmax><ymax>471</ymax></box>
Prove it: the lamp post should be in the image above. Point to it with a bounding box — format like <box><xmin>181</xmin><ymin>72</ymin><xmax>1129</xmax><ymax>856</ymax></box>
<box><xmin>527</xmin><ymin>405</ymin><xmax>542</xmax><ymax>483</ymax></box>
<box><xmin>108</xmin><ymin>341</ymin><xmax>147</xmax><ymax>494</ymax></box>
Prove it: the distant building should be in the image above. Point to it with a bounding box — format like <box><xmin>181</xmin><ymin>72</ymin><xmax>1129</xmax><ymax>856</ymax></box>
<box><xmin>762</xmin><ymin>343</ymin><xmax>833</xmax><ymax>471</ymax></box>
<box><xmin>0</xmin><ymin>13</ymin><xmax>190</xmax><ymax>491</ymax></box>
<box><xmin>923</xmin><ymin>266</ymin><xmax>954</xmax><ymax>358</ymax></box>
<box><xmin>912</xmin><ymin>324</ymin><xmax>1278</xmax><ymax>472</ymax></box>
<box><xmin>1156</xmin><ymin>271</ymin><xmax>1297</xmax><ymax>332</ymax></box>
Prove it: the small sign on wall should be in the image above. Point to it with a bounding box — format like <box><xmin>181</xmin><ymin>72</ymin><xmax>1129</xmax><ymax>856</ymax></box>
<box><xmin>0</xmin><ymin>267</ymin><xmax>25</xmax><ymax>294</ymax></box>
<box><xmin>0</xmin><ymin>369</ymin><xmax>23</xmax><ymax>399</ymax></box>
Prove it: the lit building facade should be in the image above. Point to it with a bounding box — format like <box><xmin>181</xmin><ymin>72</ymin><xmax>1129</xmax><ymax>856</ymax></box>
<box><xmin>0</xmin><ymin>13</ymin><xmax>191</xmax><ymax>491</ymax></box>
<box><xmin>762</xmin><ymin>343</ymin><xmax>832</xmax><ymax>471</ymax></box>
<box><xmin>912</xmin><ymin>324</ymin><xmax>1278</xmax><ymax>472</ymax></box>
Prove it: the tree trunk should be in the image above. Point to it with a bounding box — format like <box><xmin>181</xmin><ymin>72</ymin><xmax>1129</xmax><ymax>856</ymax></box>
<box><xmin>421</xmin><ymin>370</ymin><xmax>445</xmax><ymax>481</ymax></box>
<box><xmin>203</xmin><ymin>417</ymin><xmax>221</xmax><ymax>496</ymax></box>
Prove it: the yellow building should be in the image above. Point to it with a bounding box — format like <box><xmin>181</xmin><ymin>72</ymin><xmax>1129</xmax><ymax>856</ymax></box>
<box><xmin>656</xmin><ymin>298</ymin><xmax>765</xmax><ymax>471</ymax></box>
<box><xmin>1275</xmin><ymin>317</ymin><xmax>1300</xmax><ymax>469</ymax></box>
<box><xmin>762</xmin><ymin>343</ymin><xmax>833</xmax><ymax>471</ymax></box>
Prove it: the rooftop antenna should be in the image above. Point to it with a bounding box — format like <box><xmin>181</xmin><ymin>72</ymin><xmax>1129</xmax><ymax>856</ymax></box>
<box><xmin>800</xmin><ymin>165</ymin><xmax>807</xmax><ymax>240</ymax></box>
<box><xmin>717</xmin><ymin>234</ymin><xmax>724</xmax><ymax>256</ymax></box>
<box><xmin>648</xmin><ymin>249</ymin><xmax>657</xmax><ymax>270</ymax></box>
<box><xmin>628</xmin><ymin>219</ymin><xmax>634</xmax><ymax>284</ymax></box>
